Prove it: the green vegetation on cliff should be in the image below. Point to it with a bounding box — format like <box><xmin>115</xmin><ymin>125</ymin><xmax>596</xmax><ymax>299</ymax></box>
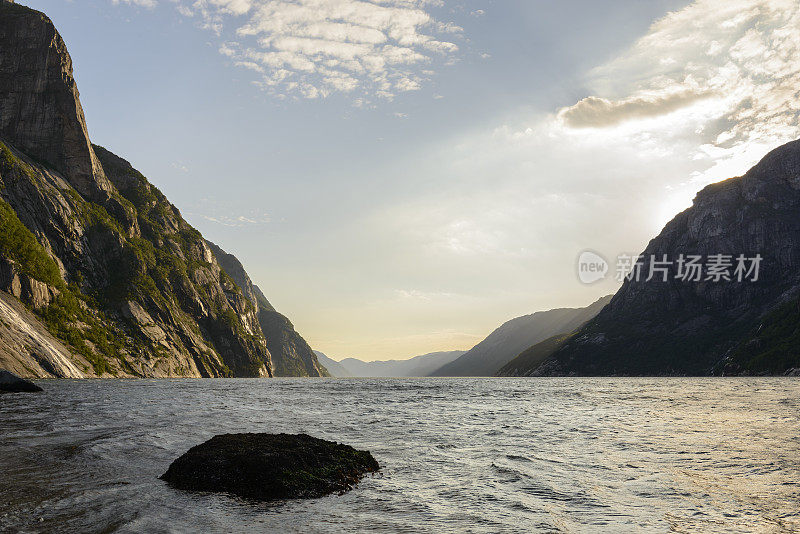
<box><xmin>1</xmin><ymin>139</ymin><xmax>270</xmax><ymax>376</ymax></box>
<box><xmin>0</xmin><ymin>4</ymin><xmax>273</xmax><ymax>377</ymax></box>
<box><xmin>0</xmin><ymin>196</ymin><xmax>63</xmax><ymax>289</ymax></box>
<box><xmin>0</xmin><ymin>146</ymin><xmax>128</xmax><ymax>375</ymax></box>
<box><xmin>38</xmin><ymin>289</ymin><xmax>124</xmax><ymax>376</ymax></box>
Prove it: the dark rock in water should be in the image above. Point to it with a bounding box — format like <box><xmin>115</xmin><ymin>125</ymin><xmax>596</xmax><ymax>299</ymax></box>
<box><xmin>160</xmin><ymin>433</ymin><xmax>380</xmax><ymax>501</ymax></box>
<box><xmin>0</xmin><ymin>369</ymin><xmax>42</xmax><ymax>392</ymax></box>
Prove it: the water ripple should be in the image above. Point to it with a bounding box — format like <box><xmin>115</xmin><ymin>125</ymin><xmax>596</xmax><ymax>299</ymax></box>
<box><xmin>0</xmin><ymin>377</ymin><xmax>798</xmax><ymax>533</ymax></box>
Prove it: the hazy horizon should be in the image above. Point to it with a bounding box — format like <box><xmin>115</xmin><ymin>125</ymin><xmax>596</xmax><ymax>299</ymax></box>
<box><xmin>25</xmin><ymin>0</ymin><xmax>800</xmax><ymax>361</ymax></box>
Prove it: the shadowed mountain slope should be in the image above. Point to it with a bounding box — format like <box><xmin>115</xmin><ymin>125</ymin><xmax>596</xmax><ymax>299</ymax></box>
<box><xmin>500</xmin><ymin>140</ymin><xmax>800</xmax><ymax>376</ymax></box>
<box><xmin>206</xmin><ymin>241</ymin><xmax>329</xmax><ymax>377</ymax></box>
<box><xmin>431</xmin><ymin>296</ymin><xmax>612</xmax><ymax>376</ymax></box>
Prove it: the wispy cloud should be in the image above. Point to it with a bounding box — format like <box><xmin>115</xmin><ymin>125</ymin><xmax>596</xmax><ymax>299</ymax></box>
<box><xmin>157</xmin><ymin>0</ymin><xmax>463</xmax><ymax>101</ymax></box>
<box><xmin>187</xmin><ymin>198</ymin><xmax>272</xmax><ymax>227</ymax></box>
<box><xmin>559</xmin><ymin>90</ymin><xmax>714</xmax><ymax>128</ymax></box>
<box><xmin>393</xmin><ymin>288</ymin><xmax>456</xmax><ymax>300</ymax></box>
<box><xmin>113</xmin><ymin>0</ymin><xmax>157</xmax><ymax>7</ymax></box>
<box><xmin>201</xmin><ymin>214</ymin><xmax>271</xmax><ymax>227</ymax></box>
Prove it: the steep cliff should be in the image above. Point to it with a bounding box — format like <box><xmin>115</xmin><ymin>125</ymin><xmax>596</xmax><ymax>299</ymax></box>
<box><xmin>0</xmin><ymin>0</ymin><xmax>111</xmax><ymax>199</ymax></box>
<box><xmin>431</xmin><ymin>296</ymin><xmax>612</xmax><ymax>376</ymax></box>
<box><xmin>257</xmin><ymin>310</ymin><xmax>331</xmax><ymax>377</ymax></box>
<box><xmin>501</xmin><ymin>140</ymin><xmax>800</xmax><ymax>376</ymax></box>
<box><xmin>0</xmin><ymin>2</ymin><xmax>272</xmax><ymax>377</ymax></box>
<box><xmin>206</xmin><ymin>241</ymin><xmax>330</xmax><ymax>377</ymax></box>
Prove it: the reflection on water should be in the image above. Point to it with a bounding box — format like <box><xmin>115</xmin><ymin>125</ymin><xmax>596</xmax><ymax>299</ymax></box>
<box><xmin>1</xmin><ymin>378</ymin><xmax>799</xmax><ymax>533</ymax></box>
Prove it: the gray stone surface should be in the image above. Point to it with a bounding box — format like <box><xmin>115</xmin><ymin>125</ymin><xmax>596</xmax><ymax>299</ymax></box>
<box><xmin>0</xmin><ymin>290</ymin><xmax>85</xmax><ymax>378</ymax></box>
<box><xmin>0</xmin><ymin>2</ymin><xmax>111</xmax><ymax>199</ymax></box>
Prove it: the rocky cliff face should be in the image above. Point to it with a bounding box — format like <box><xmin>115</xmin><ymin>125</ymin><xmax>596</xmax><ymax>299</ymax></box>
<box><xmin>257</xmin><ymin>310</ymin><xmax>331</xmax><ymax>377</ymax></box>
<box><xmin>503</xmin><ymin>140</ymin><xmax>800</xmax><ymax>376</ymax></box>
<box><xmin>0</xmin><ymin>2</ymin><xmax>273</xmax><ymax>378</ymax></box>
<box><xmin>0</xmin><ymin>290</ymin><xmax>85</xmax><ymax>378</ymax></box>
<box><xmin>206</xmin><ymin>241</ymin><xmax>330</xmax><ymax>377</ymax></box>
<box><xmin>0</xmin><ymin>1</ymin><xmax>110</xmax><ymax>199</ymax></box>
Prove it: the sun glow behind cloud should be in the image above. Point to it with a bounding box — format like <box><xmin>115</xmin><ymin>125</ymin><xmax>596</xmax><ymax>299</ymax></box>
<box><xmin>518</xmin><ymin>0</ymin><xmax>796</xmax><ymax>227</ymax></box>
<box><xmin>363</xmin><ymin>0</ymin><xmax>800</xmax><ymax>317</ymax></box>
<box><xmin>558</xmin><ymin>0</ymin><xmax>800</xmax><ymax>182</ymax></box>
<box><xmin>549</xmin><ymin>0</ymin><xmax>800</xmax><ymax>225</ymax></box>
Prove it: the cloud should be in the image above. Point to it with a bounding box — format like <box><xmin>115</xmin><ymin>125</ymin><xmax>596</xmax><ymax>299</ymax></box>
<box><xmin>201</xmin><ymin>214</ymin><xmax>272</xmax><ymax>227</ymax></box>
<box><xmin>560</xmin><ymin>0</ymin><xmax>800</xmax><ymax>154</ymax></box>
<box><xmin>112</xmin><ymin>0</ymin><xmax>157</xmax><ymax>7</ymax></box>
<box><xmin>558</xmin><ymin>90</ymin><xmax>714</xmax><ymax>128</ymax></box>
<box><xmin>393</xmin><ymin>289</ymin><xmax>455</xmax><ymax>301</ymax></box>
<box><xmin>166</xmin><ymin>0</ymin><xmax>462</xmax><ymax>100</ymax></box>
<box><xmin>363</xmin><ymin>0</ymin><xmax>800</xmax><ymax>310</ymax></box>
<box><xmin>188</xmin><ymin>198</ymin><xmax>271</xmax><ymax>227</ymax></box>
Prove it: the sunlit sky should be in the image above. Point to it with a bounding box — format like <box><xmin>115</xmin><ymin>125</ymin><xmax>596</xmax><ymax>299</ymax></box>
<box><xmin>28</xmin><ymin>0</ymin><xmax>800</xmax><ymax>361</ymax></box>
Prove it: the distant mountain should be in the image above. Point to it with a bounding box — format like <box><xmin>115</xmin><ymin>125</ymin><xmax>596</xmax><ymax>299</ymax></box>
<box><xmin>499</xmin><ymin>140</ymin><xmax>800</xmax><ymax>376</ymax></box>
<box><xmin>430</xmin><ymin>296</ymin><xmax>612</xmax><ymax>376</ymax></box>
<box><xmin>314</xmin><ymin>351</ymin><xmax>352</xmax><ymax>378</ymax></box>
<box><xmin>328</xmin><ymin>351</ymin><xmax>466</xmax><ymax>377</ymax></box>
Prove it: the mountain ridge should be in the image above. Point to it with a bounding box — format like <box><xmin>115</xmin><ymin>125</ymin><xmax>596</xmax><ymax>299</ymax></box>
<box><xmin>314</xmin><ymin>351</ymin><xmax>352</xmax><ymax>377</ymax></box>
<box><xmin>317</xmin><ymin>351</ymin><xmax>466</xmax><ymax>377</ymax></box>
<box><xmin>431</xmin><ymin>295</ymin><xmax>612</xmax><ymax>376</ymax></box>
<box><xmin>0</xmin><ymin>1</ymin><xmax>313</xmax><ymax>378</ymax></box>
<box><xmin>204</xmin><ymin>241</ymin><xmax>329</xmax><ymax>377</ymax></box>
<box><xmin>500</xmin><ymin>139</ymin><xmax>800</xmax><ymax>376</ymax></box>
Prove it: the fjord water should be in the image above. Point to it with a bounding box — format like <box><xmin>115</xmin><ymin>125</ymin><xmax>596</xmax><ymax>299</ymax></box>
<box><xmin>1</xmin><ymin>379</ymin><xmax>798</xmax><ymax>533</ymax></box>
